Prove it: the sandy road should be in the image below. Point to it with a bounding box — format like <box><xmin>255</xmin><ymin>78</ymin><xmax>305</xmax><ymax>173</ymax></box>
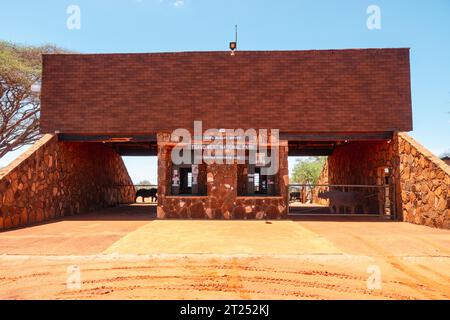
<box><xmin>0</xmin><ymin>253</ymin><xmax>448</xmax><ymax>300</ymax></box>
<box><xmin>0</xmin><ymin>205</ymin><xmax>449</xmax><ymax>300</ymax></box>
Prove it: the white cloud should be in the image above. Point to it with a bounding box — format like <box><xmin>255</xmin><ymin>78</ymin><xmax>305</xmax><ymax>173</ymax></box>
<box><xmin>173</xmin><ymin>0</ymin><xmax>184</xmax><ymax>8</ymax></box>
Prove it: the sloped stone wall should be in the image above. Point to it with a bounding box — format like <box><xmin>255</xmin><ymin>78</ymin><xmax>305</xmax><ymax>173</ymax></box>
<box><xmin>395</xmin><ymin>133</ymin><xmax>449</xmax><ymax>229</ymax></box>
<box><xmin>0</xmin><ymin>134</ymin><xmax>134</xmax><ymax>231</ymax></box>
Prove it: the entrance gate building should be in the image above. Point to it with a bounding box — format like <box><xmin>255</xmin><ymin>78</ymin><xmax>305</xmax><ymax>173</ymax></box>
<box><xmin>1</xmin><ymin>49</ymin><xmax>448</xmax><ymax>230</ymax></box>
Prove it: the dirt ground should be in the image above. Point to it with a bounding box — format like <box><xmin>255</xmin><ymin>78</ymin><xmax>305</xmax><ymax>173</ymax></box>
<box><xmin>0</xmin><ymin>204</ymin><xmax>449</xmax><ymax>300</ymax></box>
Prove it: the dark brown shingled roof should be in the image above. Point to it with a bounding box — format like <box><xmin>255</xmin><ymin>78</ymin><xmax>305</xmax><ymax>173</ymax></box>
<box><xmin>40</xmin><ymin>48</ymin><xmax>412</xmax><ymax>135</ymax></box>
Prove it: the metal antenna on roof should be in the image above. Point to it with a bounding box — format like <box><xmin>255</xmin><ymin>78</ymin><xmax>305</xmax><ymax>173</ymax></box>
<box><xmin>230</xmin><ymin>24</ymin><xmax>237</xmax><ymax>56</ymax></box>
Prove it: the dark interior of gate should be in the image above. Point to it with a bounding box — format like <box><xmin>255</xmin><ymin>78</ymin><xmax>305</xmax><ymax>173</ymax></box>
<box><xmin>57</xmin><ymin>132</ymin><xmax>396</xmax><ymax>219</ymax></box>
<box><xmin>58</xmin><ymin>133</ymin><xmax>159</xmax><ymax>208</ymax></box>
<box><xmin>287</xmin><ymin>134</ymin><xmax>395</xmax><ymax>217</ymax></box>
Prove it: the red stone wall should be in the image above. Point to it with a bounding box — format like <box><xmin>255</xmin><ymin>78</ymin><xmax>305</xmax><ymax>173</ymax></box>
<box><xmin>0</xmin><ymin>134</ymin><xmax>134</xmax><ymax>231</ymax></box>
<box><xmin>395</xmin><ymin>133</ymin><xmax>449</xmax><ymax>229</ymax></box>
<box><xmin>312</xmin><ymin>163</ymin><xmax>329</xmax><ymax>206</ymax></box>
<box><xmin>326</xmin><ymin>141</ymin><xmax>395</xmax><ymax>186</ymax></box>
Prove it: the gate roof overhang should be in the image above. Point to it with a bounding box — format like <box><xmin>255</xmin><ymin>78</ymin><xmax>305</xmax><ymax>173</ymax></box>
<box><xmin>58</xmin><ymin>131</ymin><xmax>393</xmax><ymax>157</ymax></box>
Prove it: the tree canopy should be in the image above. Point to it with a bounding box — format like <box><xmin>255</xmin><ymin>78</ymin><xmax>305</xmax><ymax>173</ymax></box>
<box><xmin>290</xmin><ymin>156</ymin><xmax>326</xmax><ymax>184</ymax></box>
<box><xmin>0</xmin><ymin>41</ymin><xmax>66</xmax><ymax>159</ymax></box>
<box><xmin>138</xmin><ymin>180</ymin><xmax>154</xmax><ymax>186</ymax></box>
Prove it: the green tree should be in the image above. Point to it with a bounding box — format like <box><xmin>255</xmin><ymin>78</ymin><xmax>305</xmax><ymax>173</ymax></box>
<box><xmin>0</xmin><ymin>41</ymin><xmax>66</xmax><ymax>158</ymax></box>
<box><xmin>137</xmin><ymin>180</ymin><xmax>154</xmax><ymax>187</ymax></box>
<box><xmin>290</xmin><ymin>157</ymin><xmax>326</xmax><ymax>184</ymax></box>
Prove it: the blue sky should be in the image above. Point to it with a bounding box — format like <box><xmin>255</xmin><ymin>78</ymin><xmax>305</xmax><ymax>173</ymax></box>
<box><xmin>0</xmin><ymin>0</ymin><xmax>449</xmax><ymax>183</ymax></box>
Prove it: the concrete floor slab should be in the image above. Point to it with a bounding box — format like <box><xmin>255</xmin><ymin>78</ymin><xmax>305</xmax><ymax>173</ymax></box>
<box><xmin>296</xmin><ymin>219</ymin><xmax>450</xmax><ymax>257</ymax></box>
<box><xmin>0</xmin><ymin>205</ymin><xmax>152</xmax><ymax>255</ymax></box>
<box><xmin>103</xmin><ymin>220</ymin><xmax>342</xmax><ymax>255</ymax></box>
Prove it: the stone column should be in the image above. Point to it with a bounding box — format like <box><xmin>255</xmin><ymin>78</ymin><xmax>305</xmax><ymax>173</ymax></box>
<box><xmin>157</xmin><ymin>133</ymin><xmax>172</xmax><ymax>219</ymax></box>
<box><xmin>207</xmin><ymin>164</ymin><xmax>237</xmax><ymax>219</ymax></box>
<box><xmin>278</xmin><ymin>140</ymin><xmax>289</xmax><ymax>217</ymax></box>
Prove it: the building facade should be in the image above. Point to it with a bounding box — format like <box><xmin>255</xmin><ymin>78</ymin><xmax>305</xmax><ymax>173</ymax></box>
<box><xmin>38</xmin><ymin>48</ymin><xmax>413</xmax><ymax>220</ymax></box>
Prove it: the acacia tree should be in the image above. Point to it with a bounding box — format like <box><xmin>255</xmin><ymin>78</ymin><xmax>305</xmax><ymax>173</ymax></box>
<box><xmin>290</xmin><ymin>157</ymin><xmax>326</xmax><ymax>184</ymax></box>
<box><xmin>0</xmin><ymin>41</ymin><xmax>63</xmax><ymax>159</ymax></box>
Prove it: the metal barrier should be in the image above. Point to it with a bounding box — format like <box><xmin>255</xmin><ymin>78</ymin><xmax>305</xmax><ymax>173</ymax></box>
<box><xmin>114</xmin><ymin>183</ymin><xmax>395</xmax><ymax>217</ymax></box>
<box><xmin>288</xmin><ymin>183</ymin><xmax>395</xmax><ymax>217</ymax></box>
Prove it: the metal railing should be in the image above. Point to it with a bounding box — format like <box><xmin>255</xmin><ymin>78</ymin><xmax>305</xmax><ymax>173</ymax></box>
<box><xmin>112</xmin><ymin>182</ymin><xmax>396</xmax><ymax>218</ymax></box>
<box><xmin>288</xmin><ymin>183</ymin><xmax>395</xmax><ymax>217</ymax></box>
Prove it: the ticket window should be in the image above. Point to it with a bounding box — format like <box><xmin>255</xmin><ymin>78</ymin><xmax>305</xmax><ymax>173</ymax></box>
<box><xmin>179</xmin><ymin>167</ymin><xmax>192</xmax><ymax>195</ymax></box>
<box><xmin>254</xmin><ymin>168</ymin><xmax>267</xmax><ymax>194</ymax></box>
<box><xmin>171</xmin><ymin>164</ymin><xmax>205</xmax><ymax>196</ymax></box>
<box><xmin>247</xmin><ymin>164</ymin><xmax>276</xmax><ymax>196</ymax></box>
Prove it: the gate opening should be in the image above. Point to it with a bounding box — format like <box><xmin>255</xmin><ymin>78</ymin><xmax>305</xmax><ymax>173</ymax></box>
<box><xmin>121</xmin><ymin>156</ymin><xmax>158</xmax><ymax>205</ymax></box>
<box><xmin>287</xmin><ymin>140</ymin><xmax>396</xmax><ymax>219</ymax></box>
<box><xmin>288</xmin><ymin>183</ymin><xmax>392</xmax><ymax>216</ymax></box>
